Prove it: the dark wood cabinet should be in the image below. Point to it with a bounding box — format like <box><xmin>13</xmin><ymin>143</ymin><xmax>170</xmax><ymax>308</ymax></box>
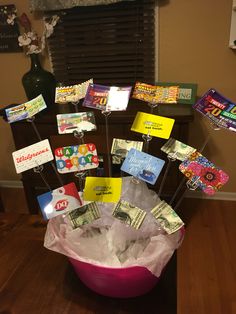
<box><xmin>10</xmin><ymin>101</ymin><xmax>193</xmax><ymax>214</ymax></box>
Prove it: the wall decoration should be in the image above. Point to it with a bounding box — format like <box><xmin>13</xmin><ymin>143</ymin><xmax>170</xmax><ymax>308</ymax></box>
<box><xmin>0</xmin><ymin>4</ymin><xmax>21</xmax><ymax>52</ymax></box>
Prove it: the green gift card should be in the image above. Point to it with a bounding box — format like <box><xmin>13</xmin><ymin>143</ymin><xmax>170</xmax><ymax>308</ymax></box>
<box><xmin>156</xmin><ymin>82</ymin><xmax>198</xmax><ymax>105</ymax></box>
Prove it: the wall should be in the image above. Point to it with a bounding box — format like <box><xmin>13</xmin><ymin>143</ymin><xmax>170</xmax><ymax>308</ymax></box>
<box><xmin>158</xmin><ymin>0</ymin><xmax>236</xmax><ymax>193</ymax></box>
<box><xmin>0</xmin><ymin>0</ymin><xmax>50</xmax><ymax>183</ymax></box>
<box><xmin>0</xmin><ymin>0</ymin><xmax>235</xmax><ymax>192</ymax></box>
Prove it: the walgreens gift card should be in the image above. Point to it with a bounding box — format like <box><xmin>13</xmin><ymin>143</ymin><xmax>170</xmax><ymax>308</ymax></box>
<box><xmin>12</xmin><ymin>139</ymin><xmax>54</xmax><ymax>174</ymax></box>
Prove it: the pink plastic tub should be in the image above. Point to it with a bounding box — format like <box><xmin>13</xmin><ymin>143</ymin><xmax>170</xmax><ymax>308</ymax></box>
<box><xmin>69</xmin><ymin>258</ymin><xmax>159</xmax><ymax>298</ymax></box>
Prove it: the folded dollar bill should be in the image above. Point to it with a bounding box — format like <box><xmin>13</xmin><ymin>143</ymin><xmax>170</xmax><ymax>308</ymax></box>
<box><xmin>112</xmin><ymin>200</ymin><xmax>146</xmax><ymax>229</ymax></box>
<box><xmin>161</xmin><ymin>137</ymin><xmax>196</xmax><ymax>161</ymax></box>
<box><xmin>151</xmin><ymin>200</ymin><xmax>184</xmax><ymax>234</ymax></box>
<box><xmin>111</xmin><ymin>138</ymin><xmax>143</xmax><ymax>158</ymax></box>
<box><xmin>68</xmin><ymin>202</ymin><xmax>100</xmax><ymax>229</ymax></box>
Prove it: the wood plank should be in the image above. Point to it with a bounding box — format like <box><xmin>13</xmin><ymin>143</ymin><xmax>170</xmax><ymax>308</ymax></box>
<box><xmin>177</xmin><ymin>199</ymin><xmax>236</xmax><ymax>314</ymax></box>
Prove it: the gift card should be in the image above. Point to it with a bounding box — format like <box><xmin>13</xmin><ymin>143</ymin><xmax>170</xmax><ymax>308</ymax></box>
<box><xmin>112</xmin><ymin>200</ymin><xmax>146</xmax><ymax>229</ymax></box>
<box><xmin>193</xmin><ymin>88</ymin><xmax>236</xmax><ymax>132</ymax></box>
<box><xmin>82</xmin><ymin>83</ymin><xmax>131</xmax><ymax>111</ymax></box>
<box><xmin>131</xmin><ymin>111</ymin><xmax>175</xmax><ymax>139</ymax></box>
<box><xmin>157</xmin><ymin>82</ymin><xmax>198</xmax><ymax>105</ymax></box>
<box><xmin>179</xmin><ymin>151</ymin><xmax>229</xmax><ymax>195</ymax></box>
<box><xmin>55</xmin><ymin>143</ymin><xmax>99</xmax><ymax>174</ymax></box>
<box><xmin>132</xmin><ymin>82</ymin><xmax>179</xmax><ymax>104</ymax></box>
<box><xmin>37</xmin><ymin>182</ymin><xmax>82</xmax><ymax>220</ymax></box>
<box><xmin>161</xmin><ymin>138</ymin><xmax>196</xmax><ymax>161</ymax></box>
<box><xmin>67</xmin><ymin>202</ymin><xmax>101</xmax><ymax>229</ymax></box>
<box><xmin>12</xmin><ymin>139</ymin><xmax>54</xmax><ymax>174</ymax></box>
<box><xmin>121</xmin><ymin>148</ymin><xmax>165</xmax><ymax>185</ymax></box>
<box><xmin>151</xmin><ymin>200</ymin><xmax>184</xmax><ymax>234</ymax></box>
<box><xmin>83</xmin><ymin>177</ymin><xmax>122</xmax><ymax>203</ymax></box>
<box><xmin>111</xmin><ymin>138</ymin><xmax>143</xmax><ymax>158</ymax></box>
<box><xmin>6</xmin><ymin>94</ymin><xmax>47</xmax><ymax>123</ymax></box>
<box><xmin>55</xmin><ymin>79</ymin><xmax>93</xmax><ymax>103</ymax></box>
<box><xmin>56</xmin><ymin>112</ymin><xmax>96</xmax><ymax>134</ymax></box>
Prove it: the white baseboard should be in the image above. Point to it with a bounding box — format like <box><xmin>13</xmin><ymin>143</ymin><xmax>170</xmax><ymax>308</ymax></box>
<box><xmin>186</xmin><ymin>190</ymin><xmax>236</xmax><ymax>201</ymax></box>
<box><xmin>0</xmin><ymin>180</ymin><xmax>23</xmax><ymax>188</ymax></box>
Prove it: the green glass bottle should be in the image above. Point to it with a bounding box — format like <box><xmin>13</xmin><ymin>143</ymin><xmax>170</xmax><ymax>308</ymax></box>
<box><xmin>22</xmin><ymin>53</ymin><xmax>56</xmax><ymax>110</ymax></box>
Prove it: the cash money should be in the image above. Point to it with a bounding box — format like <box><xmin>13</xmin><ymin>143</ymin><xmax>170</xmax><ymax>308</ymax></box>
<box><xmin>161</xmin><ymin>138</ymin><xmax>196</xmax><ymax>161</ymax></box>
<box><xmin>111</xmin><ymin>138</ymin><xmax>143</xmax><ymax>158</ymax></box>
<box><xmin>151</xmin><ymin>200</ymin><xmax>184</xmax><ymax>234</ymax></box>
<box><xmin>112</xmin><ymin>200</ymin><xmax>146</xmax><ymax>229</ymax></box>
<box><xmin>68</xmin><ymin>202</ymin><xmax>100</xmax><ymax>229</ymax></box>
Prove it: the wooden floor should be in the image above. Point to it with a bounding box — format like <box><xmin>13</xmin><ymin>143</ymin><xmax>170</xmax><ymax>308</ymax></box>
<box><xmin>0</xmin><ymin>187</ymin><xmax>235</xmax><ymax>314</ymax></box>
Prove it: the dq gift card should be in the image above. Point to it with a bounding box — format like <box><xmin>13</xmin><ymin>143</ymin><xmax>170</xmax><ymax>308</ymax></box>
<box><xmin>121</xmin><ymin>148</ymin><xmax>165</xmax><ymax>185</ymax></box>
<box><xmin>55</xmin><ymin>79</ymin><xmax>93</xmax><ymax>103</ymax></box>
<box><xmin>12</xmin><ymin>139</ymin><xmax>54</xmax><ymax>174</ymax></box>
<box><xmin>56</xmin><ymin>112</ymin><xmax>96</xmax><ymax>134</ymax></box>
<box><xmin>193</xmin><ymin>88</ymin><xmax>236</xmax><ymax>132</ymax></box>
<box><xmin>131</xmin><ymin>112</ymin><xmax>175</xmax><ymax>139</ymax></box>
<box><xmin>111</xmin><ymin>138</ymin><xmax>143</xmax><ymax>158</ymax></box>
<box><xmin>83</xmin><ymin>177</ymin><xmax>122</xmax><ymax>203</ymax></box>
<box><xmin>82</xmin><ymin>83</ymin><xmax>131</xmax><ymax>111</ymax></box>
<box><xmin>55</xmin><ymin>143</ymin><xmax>99</xmax><ymax>174</ymax></box>
<box><xmin>161</xmin><ymin>138</ymin><xmax>196</xmax><ymax>161</ymax></box>
<box><xmin>132</xmin><ymin>82</ymin><xmax>179</xmax><ymax>104</ymax></box>
<box><xmin>179</xmin><ymin>151</ymin><xmax>229</xmax><ymax>195</ymax></box>
<box><xmin>37</xmin><ymin>182</ymin><xmax>82</xmax><ymax>220</ymax></box>
<box><xmin>6</xmin><ymin>94</ymin><xmax>47</xmax><ymax>123</ymax></box>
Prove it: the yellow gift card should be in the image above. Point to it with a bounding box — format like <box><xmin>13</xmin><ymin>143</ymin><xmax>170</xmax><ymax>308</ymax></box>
<box><xmin>83</xmin><ymin>177</ymin><xmax>122</xmax><ymax>203</ymax></box>
<box><xmin>131</xmin><ymin>112</ymin><xmax>175</xmax><ymax>139</ymax></box>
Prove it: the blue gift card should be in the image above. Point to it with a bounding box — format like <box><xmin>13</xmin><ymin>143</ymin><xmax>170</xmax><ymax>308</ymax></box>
<box><xmin>120</xmin><ymin>148</ymin><xmax>165</xmax><ymax>185</ymax></box>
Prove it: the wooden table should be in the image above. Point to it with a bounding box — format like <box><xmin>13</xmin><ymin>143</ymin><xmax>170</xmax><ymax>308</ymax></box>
<box><xmin>0</xmin><ymin>213</ymin><xmax>177</xmax><ymax>314</ymax></box>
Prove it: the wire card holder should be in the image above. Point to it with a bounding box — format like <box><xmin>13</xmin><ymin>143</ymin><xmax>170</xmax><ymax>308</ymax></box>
<box><xmin>33</xmin><ymin>164</ymin><xmax>52</xmax><ymax>191</ymax></box>
<box><xmin>73</xmin><ymin>129</ymin><xmax>88</xmax><ymax>191</ymax></box>
<box><xmin>26</xmin><ymin>116</ymin><xmax>64</xmax><ymax>186</ymax></box>
<box><xmin>170</xmin><ymin>120</ymin><xmax>222</xmax><ymax>211</ymax></box>
<box><xmin>101</xmin><ymin>110</ymin><xmax>112</xmax><ymax>177</ymax></box>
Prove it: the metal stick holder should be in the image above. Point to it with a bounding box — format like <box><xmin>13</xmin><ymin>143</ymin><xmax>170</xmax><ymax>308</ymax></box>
<box><xmin>33</xmin><ymin>164</ymin><xmax>52</xmax><ymax>191</ymax></box>
<box><xmin>73</xmin><ymin>129</ymin><xmax>88</xmax><ymax>191</ymax></box>
<box><xmin>101</xmin><ymin>110</ymin><xmax>112</xmax><ymax>177</ymax></box>
<box><xmin>158</xmin><ymin>151</ymin><xmax>178</xmax><ymax>197</ymax></box>
<box><xmin>26</xmin><ymin>116</ymin><xmax>64</xmax><ymax>186</ymax></box>
<box><xmin>71</xmin><ymin>101</ymin><xmax>79</xmax><ymax>112</ymax></box>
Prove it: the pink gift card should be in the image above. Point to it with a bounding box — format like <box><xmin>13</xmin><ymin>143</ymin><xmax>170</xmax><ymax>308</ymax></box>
<box><xmin>55</xmin><ymin>143</ymin><xmax>99</xmax><ymax>174</ymax></box>
<box><xmin>179</xmin><ymin>151</ymin><xmax>229</xmax><ymax>195</ymax></box>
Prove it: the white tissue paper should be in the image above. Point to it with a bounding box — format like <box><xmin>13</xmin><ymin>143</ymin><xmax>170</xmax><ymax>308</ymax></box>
<box><xmin>44</xmin><ymin>176</ymin><xmax>184</xmax><ymax>277</ymax></box>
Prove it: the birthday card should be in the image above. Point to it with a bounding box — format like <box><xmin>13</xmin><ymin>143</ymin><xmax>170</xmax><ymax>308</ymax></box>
<box><xmin>55</xmin><ymin>143</ymin><xmax>99</xmax><ymax>174</ymax></box>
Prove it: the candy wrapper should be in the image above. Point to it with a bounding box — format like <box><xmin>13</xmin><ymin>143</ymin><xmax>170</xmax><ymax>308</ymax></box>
<box><xmin>44</xmin><ymin>177</ymin><xmax>184</xmax><ymax>277</ymax></box>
